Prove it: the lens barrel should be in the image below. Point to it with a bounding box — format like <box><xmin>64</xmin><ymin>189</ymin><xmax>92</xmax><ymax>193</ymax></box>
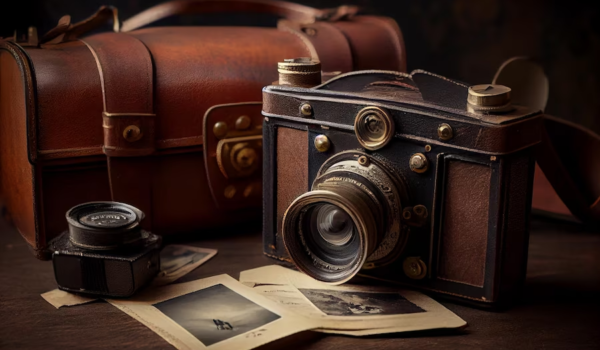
<box><xmin>282</xmin><ymin>151</ymin><xmax>408</xmax><ymax>284</ymax></box>
<box><xmin>66</xmin><ymin>202</ymin><xmax>146</xmax><ymax>250</ymax></box>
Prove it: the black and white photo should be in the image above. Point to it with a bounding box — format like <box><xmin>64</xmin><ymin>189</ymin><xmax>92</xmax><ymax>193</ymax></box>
<box><xmin>154</xmin><ymin>283</ymin><xmax>281</xmax><ymax>346</ymax></box>
<box><xmin>298</xmin><ymin>289</ymin><xmax>425</xmax><ymax>316</ymax></box>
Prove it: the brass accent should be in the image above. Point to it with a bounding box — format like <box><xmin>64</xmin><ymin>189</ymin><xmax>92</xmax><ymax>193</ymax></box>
<box><xmin>403</xmin><ymin>205</ymin><xmax>428</xmax><ymax>227</ymax></box>
<box><xmin>27</xmin><ymin>27</ymin><xmax>38</xmax><ymax>46</ymax></box>
<box><xmin>300</xmin><ymin>103</ymin><xmax>313</xmax><ymax>117</ymax></box>
<box><xmin>235</xmin><ymin>115</ymin><xmax>251</xmax><ymax>130</ymax></box>
<box><xmin>123</xmin><ymin>125</ymin><xmax>143</xmax><ymax>142</ymax></box>
<box><xmin>278</xmin><ymin>58</ymin><xmax>322</xmax><ymax>87</ymax></box>
<box><xmin>213</xmin><ymin>121</ymin><xmax>228</xmax><ymax>139</ymax></box>
<box><xmin>302</xmin><ymin>27</ymin><xmax>317</xmax><ymax>36</ymax></box>
<box><xmin>224</xmin><ymin>185</ymin><xmax>236</xmax><ymax>199</ymax></box>
<box><xmin>354</xmin><ymin>106</ymin><xmax>395</xmax><ymax>151</ymax></box>
<box><xmin>403</xmin><ymin>257</ymin><xmax>427</xmax><ymax>280</ymax></box>
<box><xmin>103</xmin><ymin>112</ymin><xmax>156</xmax><ymax>118</ymax></box>
<box><xmin>232</xmin><ymin>146</ymin><xmax>257</xmax><ymax>171</ymax></box>
<box><xmin>357</xmin><ymin>156</ymin><xmax>369</xmax><ymax>167</ymax></box>
<box><xmin>490</xmin><ymin>156</ymin><xmax>497</xmax><ymax>161</ymax></box>
<box><xmin>437</xmin><ymin>123</ymin><xmax>453</xmax><ymax>141</ymax></box>
<box><xmin>216</xmin><ymin>135</ymin><xmax>262</xmax><ymax>179</ymax></box>
<box><xmin>424</xmin><ymin>145</ymin><xmax>432</xmax><ymax>152</ymax></box>
<box><xmin>409</xmin><ymin>153</ymin><xmax>428</xmax><ymax>173</ymax></box>
<box><xmin>467</xmin><ymin>84</ymin><xmax>513</xmax><ymax>113</ymax></box>
<box><xmin>413</xmin><ymin>205</ymin><xmax>428</xmax><ymax>219</ymax></box>
<box><xmin>314</xmin><ymin>135</ymin><xmax>331</xmax><ymax>153</ymax></box>
<box><xmin>243</xmin><ymin>185</ymin><xmax>253</xmax><ymax>198</ymax></box>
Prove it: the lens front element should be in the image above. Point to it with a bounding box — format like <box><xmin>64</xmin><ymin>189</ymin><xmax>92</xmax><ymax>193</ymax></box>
<box><xmin>312</xmin><ymin>204</ymin><xmax>354</xmax><ymax>246</ymax></box>
<box><xmin>282</xmin><ymin>151</ymin><xmax>408</xmax><ymax>285</ymax></box>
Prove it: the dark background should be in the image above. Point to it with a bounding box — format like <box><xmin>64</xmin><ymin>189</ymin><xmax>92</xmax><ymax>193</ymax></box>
<box><xmin>2</xmin><ymin>0</ymin><xmax>600</xmax><ymax>134</ymax></box>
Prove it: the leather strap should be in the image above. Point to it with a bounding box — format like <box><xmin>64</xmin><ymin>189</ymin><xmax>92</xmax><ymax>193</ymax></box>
<box><xmin>81</xmin><ymin>32</ymin><xmax>156</xmax><ymax>229</ymax></box>
<box><xmin>121</xmin><ymin>0</ymin><xmax>358</xmax><ymax>32</ymax></box>
<box><xmin>41</xmin><ymin>6</ymin><xmax>119</xmax><ymax>45</ymax></box>
<box><xmin>536</xmin><ymin>114</ymin><xmax>600</xmax><ymax>223</ymax></box>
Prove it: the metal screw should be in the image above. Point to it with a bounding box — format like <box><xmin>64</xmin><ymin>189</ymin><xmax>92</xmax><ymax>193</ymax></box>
<box><xmin>123</xmin><ymin>125</ymin><xmax>143</xmax><ymax>142</ymax></box>
<box><xmin>424</xmin><ymin>145</ymin><xmax>432</xmax><ymax>152</ymax></box>
<box><xmin>358</xmin><ymin>156</ymin><xmax>369</xmax><ymax>167</ymax></box>
<box><xmin>213</xmin><ymin>122</ymin><xmax>228</xmax><ymax>139</ymax></box>
<box><xmin>403</xmin><ymin>257</ymin><xmax>427</xmax><ymax>280</ymax></box>
<box><xmin>314</xmin><ymin>135</ymin><xmax>330</xmax><ymax>152</ymax></box>
<box><xmin>402</xmin><ymin>209</ymin><xmax>412</xmax><ymax>220</ymax></box>
<box><xmin>300</xmin><ymin>103</ymin><xmax>313</xmax><ymax>117</ymax></box>
<box><xmin>409</xmin><ymin>153</ymin><xmax>428</xmax><ymax>173</ymax></box>
<box><xmin>224</xmin><ymin>185</ymin><xmax>236</xmax><ymax>199</ymax></box>
<box><xmin>437</xmin><ymin>123</ymin><xmax>453</xmax><ymax>141</ymax></box>
<box><xmin>235</xmin><ymin>115</ymin><xmax>251</xmax><ymax>130</ymax></box>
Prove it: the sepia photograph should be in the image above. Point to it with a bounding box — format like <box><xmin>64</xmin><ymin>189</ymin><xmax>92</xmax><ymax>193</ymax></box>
<box><xmin>298</xmin><ymin>289</ymin><xmax>425</xmax><ymax>316</ymax></box>
<box><xmin>154</xmin><ymin>283</ymin><xmax>281</xmax><ymax>346</ymax></box>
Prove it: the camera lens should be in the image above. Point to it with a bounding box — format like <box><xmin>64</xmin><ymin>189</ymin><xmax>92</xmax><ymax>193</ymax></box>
<box><xmin>66</xmin><ymin>202</ymin><xmax>145</xmax><ymax>250</ymax></box>
<box><xmin>282</xmin><ymin>151</ymin><xmax>408</xmax><ymax>284</ymax></box>
<box><xmin>312</xmin><ymin>204</ymin><xmax>354</xmax><ymax>246</ymax></box>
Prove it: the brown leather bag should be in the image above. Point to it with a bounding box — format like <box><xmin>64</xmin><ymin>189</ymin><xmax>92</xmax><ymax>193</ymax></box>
<box><xmin>0</xmin><ymin>0</ymin><xmax>407</xmax><ymax>258</ymax></box>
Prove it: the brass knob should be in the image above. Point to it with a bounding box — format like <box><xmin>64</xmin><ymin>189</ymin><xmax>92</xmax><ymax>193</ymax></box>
<box><xmin>403</xmin><ymin>257</ymin><xmax>427</xmax><ymax>280</ymax></box>
<box><xmin>409</xmin><ymin>153</ymin><xmax>428</xmax><ymax>173</ymax></box>
<box><xmin>314</xmin><ymin>135</ymin><xmax>331</xmax><ymax>152</ymax></box>
<box><xmin>213</xmin><ymin>122</ymin><xmax>228</xmax><ymax>139</ymax></box>
<box><xmin>437</xmin><ymin>123</ymin><xmax>453</xmax><ymax>141</ymax></box>
<box><xmin>467</xmin><ymin>84</ymin><xmax>513</xmax><ymax>113</ymax></box>
<box><xmin>123</xmin><ymin>125</ymin><xmax>143</xmax><ymax>142</ymax></box>
<box><xmin>235</xmin><ymin>116</ymin><xmax>251</xmax><ymax>130</ymax></box>
<box><xmin>235</xmin><ymin>147</ymin><xmax>257</xmax><ymax>169</ymax></box>
<box><xmin>278</xmin><ymin>58</ymin><xmax>322</xmax><ymax>87</ymax></box>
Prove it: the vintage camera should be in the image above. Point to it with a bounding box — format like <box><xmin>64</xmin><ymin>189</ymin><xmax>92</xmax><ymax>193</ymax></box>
<box><xmin>262</xmin><ymin>59</ymin><xmax>542</xmax><ymax>307</ymax></box>
<box><xmin>49</xmin><ymin>202</ymin><xmax>161</xmax><ymax>297</ymax></box>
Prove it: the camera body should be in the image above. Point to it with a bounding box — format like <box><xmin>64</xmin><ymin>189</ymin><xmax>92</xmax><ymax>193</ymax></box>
<box><xmin>262</xmin><ymin>62</ymin><xmax>542</xmax><ymax>307</ymax></box>
<box><xmin>50</xmin><ymin>202</ymin><xmax>161</xmax><ymax>298</ymax></box>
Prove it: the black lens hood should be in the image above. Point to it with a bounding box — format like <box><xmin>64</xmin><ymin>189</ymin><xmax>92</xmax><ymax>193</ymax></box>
<box><xmin>65</xmin><ymin>202</ymin><xmax>145</xmax><ymax>250</ymax></box>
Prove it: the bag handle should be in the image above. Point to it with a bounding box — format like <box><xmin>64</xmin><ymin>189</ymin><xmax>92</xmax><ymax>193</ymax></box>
<box><xmin>41</xmin><ymin>6</ymin><xmax>119</xmax><ymax>44</ymax></box>
<box><xmin>40</xmin><ymin>1</ymin><xmax>358</xmax><ymax>44</ymax></box>
<box><xmin>121</xmin><ymin>0</ymin><xmax>358</xmax><ymax>32</ymax></box>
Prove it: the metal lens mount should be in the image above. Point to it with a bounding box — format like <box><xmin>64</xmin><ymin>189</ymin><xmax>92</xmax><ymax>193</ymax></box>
<box><xmin>282</xmin><ymin>151</ymin><xmax>408</xmax><ymax>284</ymax></box>
<box><xmin>65</xmin><ymin>202</ymin><xmax>145</xmax><ymax>250</ymax></box>
<box><xmin>283</xmin><ymin>190</ymin><xmax>376</xmax><ymax>284</ymax></box>
<box><xmin>354</xmin><ymin>106</ymin><xmax>395</xmax><ymax>150</ymax></box>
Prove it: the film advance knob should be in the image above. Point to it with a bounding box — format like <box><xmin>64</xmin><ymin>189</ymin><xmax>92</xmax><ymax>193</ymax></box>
<box><xmin>467</xmin><ymin>84</ymin><xmax>513</xmax><ymax>114</ymax></box>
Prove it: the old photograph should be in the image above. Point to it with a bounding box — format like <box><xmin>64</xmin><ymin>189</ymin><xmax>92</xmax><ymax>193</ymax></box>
<box><xmin>153</xmin><ymin>245</ymin><xmax>217</xmax><ymax>286</ymax></box>
<box><xmin>298</xmin><ymin>289</ymin><xmax>425</xmax><ymax>316</ymax></box>
<box><xmin>154</xmin><ymin>283</ymin><xmax>281</xmax><ymax>346</ymax></box>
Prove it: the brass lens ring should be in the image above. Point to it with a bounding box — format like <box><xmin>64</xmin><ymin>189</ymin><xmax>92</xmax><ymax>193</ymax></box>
<box><xmin>282</xmin><ymin>151</ymin><xmax>409</xmax><ymax>284</ymax></box>
<box><xmin>283</xmin><ymin>190</ymin><xmax>377</xmax><ymax>284</ymax></box>
<box><xmin>354</xmin><ymin>106</ymin><xmax>395</xmax><ymax>150</ymax></box>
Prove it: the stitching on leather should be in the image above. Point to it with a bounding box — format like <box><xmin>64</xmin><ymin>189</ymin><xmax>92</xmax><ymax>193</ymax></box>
<box><xmin>79</xmin><ymin>39</ymin><xmax>107</xmax><ymax>112</ymax></box>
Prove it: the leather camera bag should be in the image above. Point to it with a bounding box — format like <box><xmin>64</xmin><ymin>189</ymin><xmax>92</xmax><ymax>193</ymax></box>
<box><xmin>0</xmin><ymin>0</ymin><xmax>407</xmax><ymax>258</ymax></box>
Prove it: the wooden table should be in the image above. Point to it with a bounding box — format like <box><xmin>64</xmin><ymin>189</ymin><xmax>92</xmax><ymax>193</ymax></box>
<box><xmin>1</xmin><ymin>216</ymin><xmax>599</xmax><ymax>349</ymax></box>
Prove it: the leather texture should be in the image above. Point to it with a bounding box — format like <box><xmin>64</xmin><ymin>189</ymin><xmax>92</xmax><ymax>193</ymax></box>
<box><xmin>0</xmin><ymin>1</ymin><xmax>407</xmax><ymax>258</ymax></box>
